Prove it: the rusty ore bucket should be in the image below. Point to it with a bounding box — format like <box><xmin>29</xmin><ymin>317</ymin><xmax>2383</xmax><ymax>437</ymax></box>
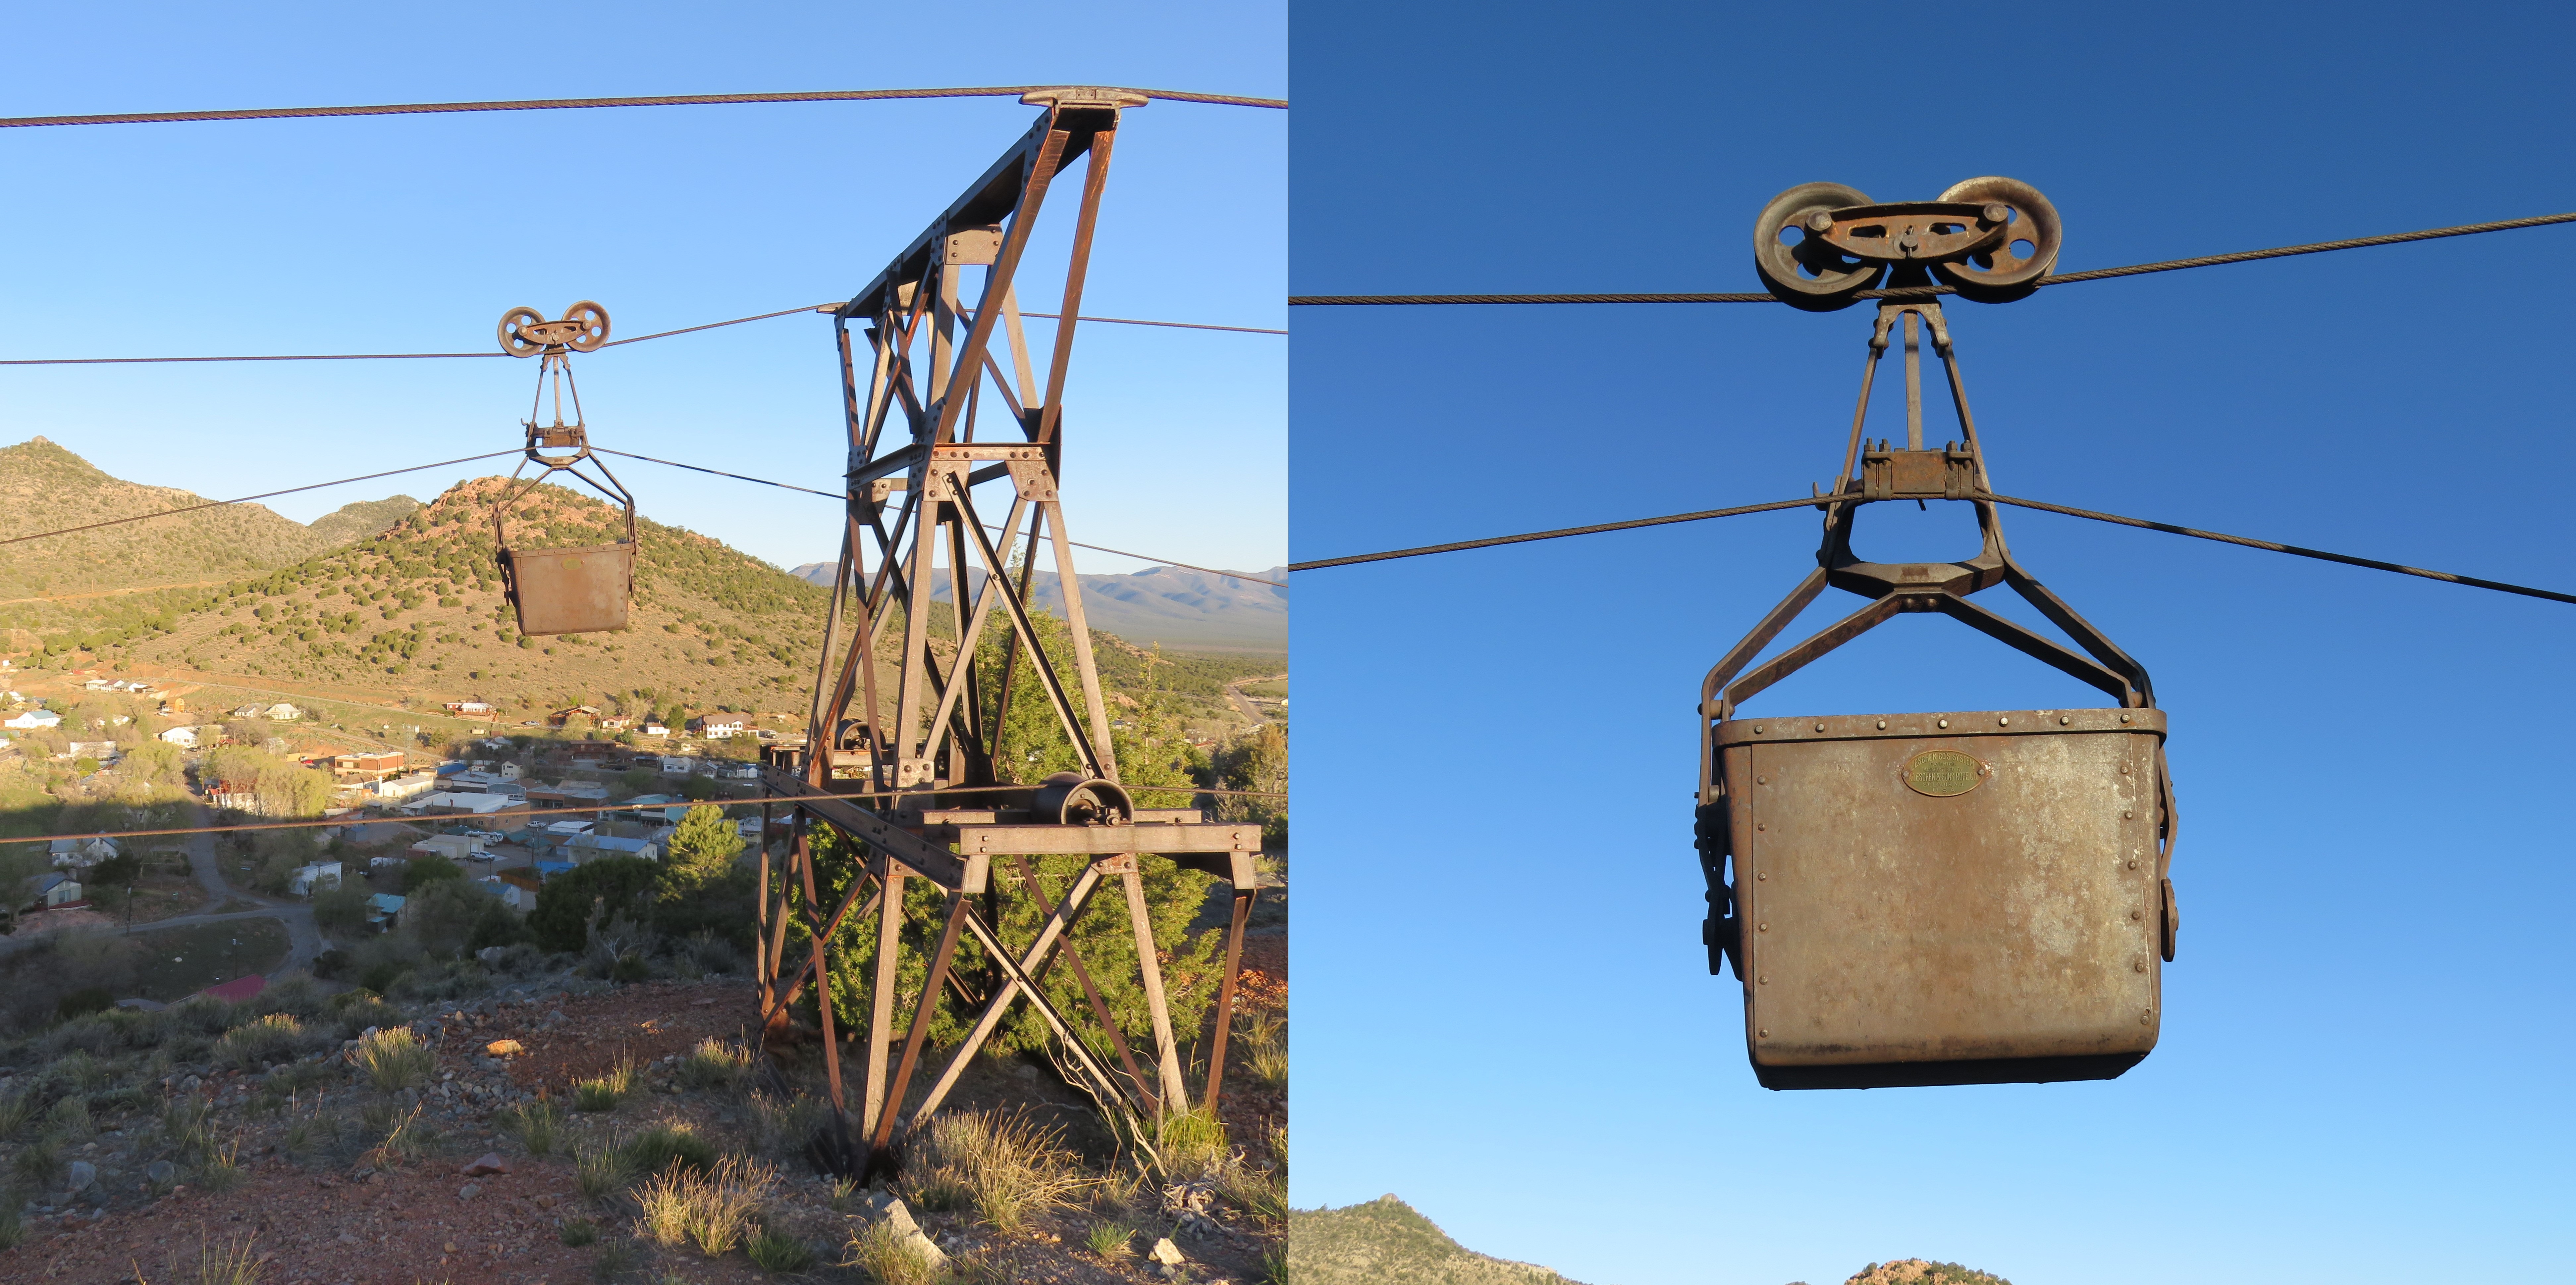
<box><xmin>1715</xmin><ymin>706</ymin><xmax>2170</xmax><ymax>1089</ymax></box>
<box><xmin>500</xmin><ymin>541</ymin><xmax>635</xmax><ymax>636</ymax></box>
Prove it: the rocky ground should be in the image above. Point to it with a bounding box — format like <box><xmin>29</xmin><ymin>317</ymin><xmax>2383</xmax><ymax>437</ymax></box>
<box><xmin>0</xmin><ymin>960</ymin><xmax>1285</xmax><ymax>1284</ymax></box>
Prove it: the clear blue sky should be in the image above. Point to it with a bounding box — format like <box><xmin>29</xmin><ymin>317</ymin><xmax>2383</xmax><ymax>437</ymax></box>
<box><xmin>0</xmin><ymin>2</ymin><xmax>1282</xmax><ymax>576</ymax></box>
<box><xmin>1291</xmin><ymin>4</ymin><xmax>2574</xmax><ymax>1285</ymax></box>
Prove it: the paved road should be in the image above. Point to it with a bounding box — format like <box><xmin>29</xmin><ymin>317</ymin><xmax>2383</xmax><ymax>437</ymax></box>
<box><xmin>0</xmin><ymin>802</ymin><xmax>325</xmax><ymax>975</ymax></box>
<box><xmin>1223</xmin><ymin>673</ymin><xmax>1287</xmax><ymax>726</ymax></box>
<box><xmin>179</xmin><ymin>800</ymin><xmax>325</xmax><ymax>974</ymax></box>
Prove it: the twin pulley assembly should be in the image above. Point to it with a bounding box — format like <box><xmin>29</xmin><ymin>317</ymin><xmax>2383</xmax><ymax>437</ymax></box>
<box><xmin>491</xmin><ymin>301</ymin><xmax>639</xmax><ymax>636</ymax></box>
<box><xmin>1702</xmin><ymin>179</ymin><xmax>2177</xmax><ymax>1090</ymax></box>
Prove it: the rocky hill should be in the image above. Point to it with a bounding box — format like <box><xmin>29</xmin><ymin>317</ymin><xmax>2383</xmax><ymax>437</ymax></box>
<box><xmin>1842</xmin><ymin>1260</ymin><xmax>2012</xmax><ymax>1285</ymax></box>
<box><xmin>304</xmin><ymin>494</ymin><xmax>421</xmax><ymax>546</ymax></box>
<box><xmin>1289</xmin><ymin>1195</ymin><xmax>1589</xmax><ymax>1285</ymax></box>
<box><xmin>790</xmin><ymin>560</ymin><xmax>1287</xmax><ymax>653</ymax></box>
<box><xmin>0</xmin><ymin>437</ymin><xmax>419</xmax><ymax>632</ymax></box>
<box><xmin>22</xmin><ymin>475</ymin><xmax>1275</xmax><ymax>730</ymax></box>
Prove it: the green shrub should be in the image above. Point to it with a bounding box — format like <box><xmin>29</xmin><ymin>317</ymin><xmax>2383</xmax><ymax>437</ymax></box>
<box><xmin>561</xmin><ymin>1219</ymin><xmax>599</xmax><ymax>1247</ymax></box>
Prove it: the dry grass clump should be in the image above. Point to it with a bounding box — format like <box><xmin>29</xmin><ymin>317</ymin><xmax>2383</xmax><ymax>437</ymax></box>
<box><xmin>618</xmin><ymin>1123</ymin><xmax>719</xmax><ymax>1178</ymax></box>
<box><xmin>216</xmin><ymin>1012</ymin><xmax>309</xmax><ymax>1069</ymax></box>
<box><xmin>632</xmin><ymin>1155</ymin><xmax>775</xmax><ymax>1256</ymax></box>
<box><xmin>677</xmin><ymin>1036</ymin><xmax>753</xmax><ymax>1091</ymax></box>
<box><xmin>362</xmin><ymin>1102</ymin><xmax>429</xmax><ymax>1168</ymax></box>
<box><xmin>746</xmin><ymin>1227</ymin><xmax>817</xmax><ymax>1273</ymax></box>
<box><xmin>842</xmin><ymin>1220</ymin><xmax>945</xmax><ymax>1285</ymax></box>
<box><xmin>901</xmin><ymin>1108</ymin><xmax>1088</xmax><ymax>1235</ymax></box>
<box><xmin>745</xmin><ymin>1089</ymin><xmax>827</xmax><ymax>1158</ymax></box>
<box><xmin>575</xmin><ymin>1143</ymin><xmax>632</xmax><ymax>1201</ymax></box>
<box><xmin>1153</xmin><ymin>1106</ymin><xmax>1228</xmax><ymax>1182</ymax></box>
<box><xmin>574</xmin><ymin>1057</ymin><xmax>636</xmax><ymax>1112</ymax></box>
<box><xmin>1240</xmin><ymin>1009</ymin><xmax>1288</xmax><ymax>1088</ymax></box>
<box><xmin>352</xmin><ymin>1027</ymin><xmax>434</xmax><ymax>1092</ymax></box>
<box><xmin>501</xmin><ymin>1097</ymin><xmax>564</xmax><ymax>1155</ymax></box>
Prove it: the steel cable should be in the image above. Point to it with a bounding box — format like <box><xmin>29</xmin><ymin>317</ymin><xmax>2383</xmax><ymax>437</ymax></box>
<box><xmin>1287</xmin><ymin>210</ymin><xmax>2576</xmax><ymax>307</ymax></box>
<box><xmin>0</xmin><ymin>303</ymin><xmax>1276</xmax><ymax>367</ymax></box>
<box><xmin>1288</xmin><ymin>496</ymin><xmax>1824</xmax><ymax>570</ymax></box>
<box><xmin>1292</xmin><ymin>488</ymin><xmax>2576</xmax><ymax>608</ymax></box>
<box><xmin>0</xmin><ymin>450</ymin><xmax>522</xmax><ymax>548</ymax></box>
<box><xmin>0</xmin><ymin>86</ymin><xmax>1284</xmax><ymax>130</ymax></box>
<box><xmin>1985</xmin><ymin>494</ymin><xmax>2576</xmax><ymax>606</ymax></box>
<box><xmin>592</xmin><ymin>448</ymin><xmax>1285</xmax><ymax>588</ymax></box>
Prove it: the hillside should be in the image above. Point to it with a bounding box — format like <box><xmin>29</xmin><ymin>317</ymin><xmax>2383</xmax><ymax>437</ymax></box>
<box><xmin>31</xmin><ymin>476</ymin><xmax>1277</xmax><ymax>730</ymax></box>
<box><xmin>0</xmin><ymin>437</ymin><xmax>422</xmax><ymax>639</ymax></box>
<box><xmin>1290</xmin><ymin>1195</ymin><xmax>1590</xmax><ymax>1285</ymax></box>
<box><xmin>305</xmin><ymin>493</ymin><xmax>421</xmax><ymax>545</ymax></box>
<box><xmin>790</xmin><ymin>559</ymin><xmax>1288</xmax><ymax>652</ymax></box>
<box><xmin>0</xmin><ymin>436</ymin><xmax>331</xmax><ymax>606</ymax></box>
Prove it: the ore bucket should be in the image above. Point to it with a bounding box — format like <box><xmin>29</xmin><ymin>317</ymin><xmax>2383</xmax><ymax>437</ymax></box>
<box><xmin>498</xmin><ymin>540</ymin><xmax>636</xmax><ymax>637</ymax></box>
<box><xmin>1713</xmin><ymin>706</ymin><xmax>2173</xmax><ymax>1089</ymax></box>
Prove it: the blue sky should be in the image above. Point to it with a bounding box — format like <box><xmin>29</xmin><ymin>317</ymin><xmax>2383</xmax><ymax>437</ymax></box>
<box><xmin>1290</xmin><ymin>5</ymin><xmax>2575</xmax><ymax>1285</ymax></box>
<box><xmin>0</xmin><ymin>2</ymin><xmax>1283</xmax><ymax>576</ymax></box>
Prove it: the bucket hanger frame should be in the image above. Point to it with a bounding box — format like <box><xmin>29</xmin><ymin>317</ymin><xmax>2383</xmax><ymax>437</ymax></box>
<box><xmin>1692</xmin><ymin>294</ymin><xmax>2179</xmax><ymax>956</ymax></box>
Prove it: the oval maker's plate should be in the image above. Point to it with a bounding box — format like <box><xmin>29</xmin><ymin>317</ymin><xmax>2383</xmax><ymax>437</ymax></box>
<box><xmin>1903</xmin><ymin>748</ymin><xmax>1986</xmax><ymax>797</ymax></box>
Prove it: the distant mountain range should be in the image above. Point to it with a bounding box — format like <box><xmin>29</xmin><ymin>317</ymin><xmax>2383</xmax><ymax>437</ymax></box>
<box><xmin>786</xmin><ymin>559</ymin><xmax>1286</xmax><ymax>653</ymax></box>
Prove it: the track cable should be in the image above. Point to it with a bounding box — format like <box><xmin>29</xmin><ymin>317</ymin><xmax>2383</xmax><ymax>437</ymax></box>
<box><xmin>0</xmin><ymin>86</ymin><xmax>1284</xmax><ymax>131</ymax></box>
<box><xmin>1287</xmin><ymin>210</ymin><xmax>2576</xmax><ymax>307</ymax></box>
<box><xmin>1290</xmin><ymin>492</ymin><xmax>2576</xmax><ymax>607</ymax></box>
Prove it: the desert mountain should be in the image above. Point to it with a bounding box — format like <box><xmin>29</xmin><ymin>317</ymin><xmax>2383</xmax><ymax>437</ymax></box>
<box><xmin>788</xmin><ymin>559</ymin><xmax>1287</xmax><ymax>652</ymax></box>
<box><xmin>306</xmin><ymin>494</ymin><xmax>422</xmax><ymax>546</ymax></box>
<box><xmin>1289</xmin><ymin>1195</ymin><xmax>1591</xmax><ymax>1285</ymax></box>
<box><xmin>0</xmin><ymin>437</ymin><xmax>420</xmax><ymax>633</ymax></box>
<box><xmin>0</xmin><ymin>436</ymin><xmax>332</xmax><ymax>603</ymax></box>
<box><xmin>38</xmin><ymin>475</ymin><xmax>1273</xmax><ymax>728</ymax></box>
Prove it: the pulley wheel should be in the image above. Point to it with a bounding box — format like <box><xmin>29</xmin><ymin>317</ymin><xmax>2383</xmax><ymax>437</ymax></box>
<box><xmin>1030</xmin><ymin>771</ymin><xmax>1134</xmax><ymax>826</ymax></box>
<box><xmin>1753</xmin><ymin>182</ymin><xmax>1883</xmax><ymax>312</ymax></box>
<box><xmin>562</xmin><ymin>300</ymin><xmax>612</xmax><ymax>352</ymax></box>
<box><xmin>497</xmin><ymin>306</ymin><xmax>546</xmax><ymax>357</ymax></box>
<box><xmin>1931</xmin><ymin>177</ymin><xmax>2061</xmax><ymax>302</ymax></box>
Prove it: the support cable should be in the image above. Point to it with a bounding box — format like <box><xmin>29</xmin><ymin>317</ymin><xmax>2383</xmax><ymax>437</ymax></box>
<box><xmin>0</xmin><ymin>445</ymin><xmax>1276</xmax><ymax>595</ymax></box>
<box><xmin>1290</xmin><ymin>488</ymin><xmax>2576</xmax><ymax>608</ymax></box>
<box><xmin>0</xmin><ymin>86</ymin><xmax>1285</xmax><ymax>131</ymax></box>
<box><xmin>1985</xmin><ymin>494</ymin><xmax>2576</xmax><ymax>606</ymax></box>
<box><xmin>1286</xmin><ymin>210</ymin><xmax>2576</xmax><ymax>307</ymax></box>
<box><xmin>593</xmin><ymin>448</ymin><xmax>1286</xmax><ymax>587</ymax></box>
<box><xmin>1288</xmin><ymin>496</ymin><xmax>1823</xmax><ymax>570</ymax></box>
<box><xmin>0</xmin><ymin>450</ymin><xmax>520</xmax><ymax>548</ymax></box>
<box><xmin>0</xmin><ymin>303</ymin><xmax>1276</xmax><ymax>367</ymax></box>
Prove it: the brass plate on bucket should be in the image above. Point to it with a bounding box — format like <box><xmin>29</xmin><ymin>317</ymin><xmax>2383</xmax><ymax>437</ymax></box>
<box><xmin>1903</xmin><ymin>749</ymin><xmax>1984</xmax><ymax>797</ymax></box>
